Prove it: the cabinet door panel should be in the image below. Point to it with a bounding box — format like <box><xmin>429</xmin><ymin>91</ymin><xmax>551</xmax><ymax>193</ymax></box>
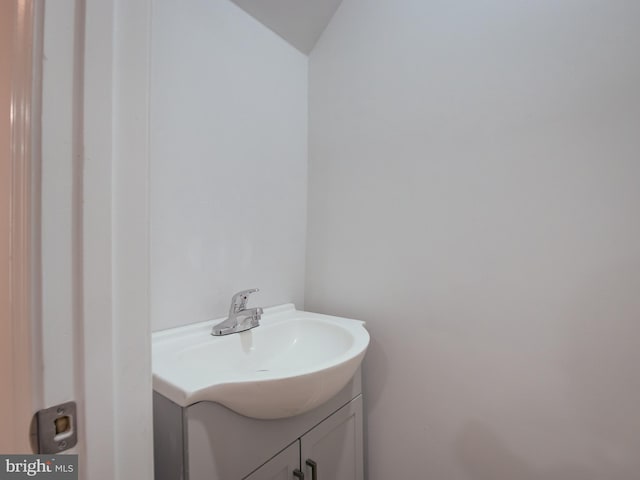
<box><xmin>300</xmin><ymin>395</ymin><xmax>363</xmax><ymax>480</ymax></box>
<box><xmin>244</xmin><ymin>441</ymin><xmax>300</xmax><ymax>480</ymax></box>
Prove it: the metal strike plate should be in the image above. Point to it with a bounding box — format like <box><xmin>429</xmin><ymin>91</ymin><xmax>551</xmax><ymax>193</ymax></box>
<box><xmin>35</xmin><ymin>401</ymin><xmax>78</xmax><ymax>453</ymax></box>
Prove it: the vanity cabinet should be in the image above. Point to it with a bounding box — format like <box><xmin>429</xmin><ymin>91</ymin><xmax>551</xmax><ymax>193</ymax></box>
<box><xmin>153</xmin><ymin>369</ymin><xmax>364</xmax><ymax>480</ymax></box>
<box><xmin>246</xmin><ymin>395</ymin><xmax>363</xmax><ymax>480</ymax></box>
<box><xmin>244</xmin><ymin>442</ymin><xmax>299</xmax><ymax>480</ymax></box>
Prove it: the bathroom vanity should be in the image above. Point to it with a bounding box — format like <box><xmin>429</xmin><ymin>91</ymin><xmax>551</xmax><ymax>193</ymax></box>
<box><xmin>153</xmin><ymin>370</ymin><xmax>363</xmax><ymax>480</ymax></box>
<box><xmin>151</xmin><ymin>304</ymin><xmax>369</xmax><ymax>480</ymax></box>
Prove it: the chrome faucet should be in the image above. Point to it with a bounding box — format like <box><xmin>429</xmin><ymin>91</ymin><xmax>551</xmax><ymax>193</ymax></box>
<box><xmin>211</xmin><ymin>288</ymin><xmax>263</xmax><ymax>336</ymax></box>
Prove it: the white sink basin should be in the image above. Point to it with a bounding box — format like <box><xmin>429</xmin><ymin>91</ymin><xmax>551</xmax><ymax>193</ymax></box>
<box><xmin>152</xmin><ymin>304</ymin><xmax>369</xmax><ymax>419</ymax></box>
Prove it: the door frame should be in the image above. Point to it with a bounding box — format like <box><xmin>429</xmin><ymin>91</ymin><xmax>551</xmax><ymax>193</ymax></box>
<box><xmin>80</xmin><ymin>0</ymin><xmax>153</xmax><ymax>476</ymax></box>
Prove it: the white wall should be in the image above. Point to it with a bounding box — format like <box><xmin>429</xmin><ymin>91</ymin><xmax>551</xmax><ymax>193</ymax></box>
<box><xmin>150</xmin><ymin>0</ymin><xmax>308</xmax><ymax>332</ymax></box>
<box><xmin>307</xmin><ymin>1</ymin><xmax>640</xmax><ymax>479</ymax></box>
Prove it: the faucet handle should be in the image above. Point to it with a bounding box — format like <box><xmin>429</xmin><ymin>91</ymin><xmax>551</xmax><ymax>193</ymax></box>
<box><xmin>229</xmin><ymin>288</ymin><xmax>259</xmax><ymax>313</ymax></box>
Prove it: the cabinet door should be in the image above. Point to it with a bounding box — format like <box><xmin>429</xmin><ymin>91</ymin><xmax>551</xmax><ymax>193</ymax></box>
<box><xmin>244</xmin><ymin>441</ymin><xmax>300</xmax><ymax>480</ymax></box>
<box><xmin>300</xmin><ymin>395</ymin><xmax>363</xmax><ymax>480</ymax></box>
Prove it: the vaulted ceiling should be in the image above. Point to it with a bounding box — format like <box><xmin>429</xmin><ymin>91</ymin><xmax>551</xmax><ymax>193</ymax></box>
<box><xmin>230</xmin><ymin>0</ymin><xmax>344</xmax><ymax>54</ymax></box>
